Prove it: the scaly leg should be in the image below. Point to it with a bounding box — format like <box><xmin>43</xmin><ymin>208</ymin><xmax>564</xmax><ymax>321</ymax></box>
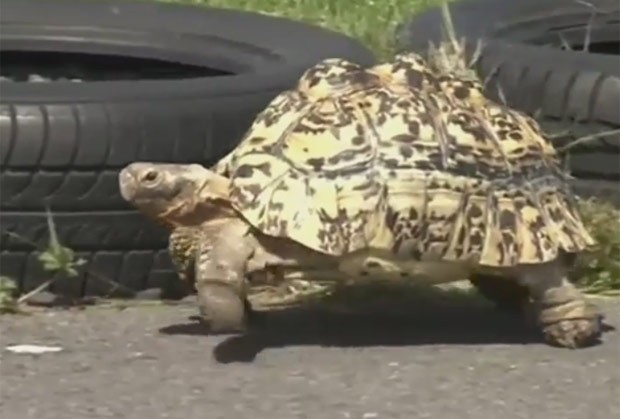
<box><xmin>516</xmin><ymin>258</ymin><xmax>602</xmax><ymax>348</ymax></box>
<box><xmin>169</xmin><ymin>226</ymin><xmax>200</xmax><ymax>289</ymax></box>
<box><xmin>194</xmin><ymin>218</ymin><xmax>257</xmax><ymax>334</ymax></box>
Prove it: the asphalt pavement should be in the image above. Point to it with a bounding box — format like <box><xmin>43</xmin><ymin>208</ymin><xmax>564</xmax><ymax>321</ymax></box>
<box><xmin>1</xmin><ymin>295</ymin><xmax>619</xmax><ymax>419</ymax></box>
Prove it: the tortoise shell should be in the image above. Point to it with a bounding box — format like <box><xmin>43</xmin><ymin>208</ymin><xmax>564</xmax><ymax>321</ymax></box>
<box><xmin>217</xmin><ymin>53</ymin><xmax>594</xmax><ymax>267</ymax></box>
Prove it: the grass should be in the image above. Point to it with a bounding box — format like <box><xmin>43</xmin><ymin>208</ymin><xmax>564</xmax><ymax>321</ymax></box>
<box><xmin>571</xmin><ymin>199</ymin><xmax>620</xmax><ymax>295</ymax></box>
<box><xmin>0</xmin><ymin>0</ymin><xmax>618</xmax><ymax>313</ymax></box>
<box><xmin>0</xmin><ymin>210</ymin><xmax>85</xmax><ymax>314</ymax></box>
<box><xmin>0</xmin><ymin>210</ymin><xmax>135</xmax><ymax>314</ymax></box>
<box><xmin>160</xmin><ymin>0</ymin><xmax>444</xmax><ymax>58</ymax></box>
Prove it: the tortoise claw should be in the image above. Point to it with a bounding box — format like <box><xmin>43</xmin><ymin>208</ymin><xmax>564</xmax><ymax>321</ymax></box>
<box><xmin>542</xmin><ymin>317</ymin><xmax>602</xmax><ymax>349</ymax></box>
<box><xmin>538</xmin><ymin>301</ymin><xmax>603</xmax><ymax>348</ymax></box>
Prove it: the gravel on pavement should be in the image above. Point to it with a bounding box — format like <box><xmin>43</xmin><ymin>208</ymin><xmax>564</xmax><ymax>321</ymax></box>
<box><xmin>1</xmin><ymin>295</ymin><xmax>619</xmax><ymax>419</ymax></box>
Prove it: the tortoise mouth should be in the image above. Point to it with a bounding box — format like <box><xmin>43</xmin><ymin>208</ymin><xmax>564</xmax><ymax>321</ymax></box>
<box><xmin>118</xmin><ymin>169</ymin><xmax>137</xmax><ymax>203</ymax></box>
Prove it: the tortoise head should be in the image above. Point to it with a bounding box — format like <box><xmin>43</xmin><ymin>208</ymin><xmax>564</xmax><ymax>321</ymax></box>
<box><xmin>119</xmin><ymin>162</ymin><xmax>233</xmax><ymax>228</ymax></box>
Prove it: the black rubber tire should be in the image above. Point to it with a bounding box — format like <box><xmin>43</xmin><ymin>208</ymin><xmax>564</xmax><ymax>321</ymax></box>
<box><xmin>395</xmin><ymin>0</ymin><xmax>620</xmax><ymax>197</ymax></box>
<box><xmin>0</xmin><ymin>0</ymin><xmax>376</xmax><ymax>297</ymax></box>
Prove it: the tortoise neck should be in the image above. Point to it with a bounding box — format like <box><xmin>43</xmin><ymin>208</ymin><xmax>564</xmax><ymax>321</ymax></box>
<box><xmin>158</xmin><ymin>173</ymin><xmax>236</xmax><ymax>227</ymax></box>
<box><xmin>158</xmin><ymin>199</ymin><xmax>236</xmax><ymax>228</ymax></box>
<box><xmin>197</xmin><ymin>172</ymin><xmax>231</xmax><ymax>201</ymax></box>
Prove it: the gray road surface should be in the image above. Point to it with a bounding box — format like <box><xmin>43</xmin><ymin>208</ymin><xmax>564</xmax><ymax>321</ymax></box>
<box><xmin>1</xmin><ymin>296</ymin><xmax>619</xmax><ymax>419</ymax></box>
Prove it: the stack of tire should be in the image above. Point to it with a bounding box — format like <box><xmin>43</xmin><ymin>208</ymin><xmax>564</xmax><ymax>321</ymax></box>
<box><xmin>395</xmin><ymin>0</ymin><xmax>620</xmax><ymax>205</ymax></box>
<box><xmin>0</xmin><ymin>0</ymin><xmax>376</xmax><ymax>299</ymax></box>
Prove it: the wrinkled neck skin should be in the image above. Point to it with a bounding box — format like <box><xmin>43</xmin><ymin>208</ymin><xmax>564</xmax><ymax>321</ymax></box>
<box><xmin>159</xmin><ymin>199</ymin><xmax>237</xmax><ymax>228</ymax></box>
<box><xmin>156</xmin><ymin>174</ymin><xmax>237</xmax><ymax>229</ymax></box>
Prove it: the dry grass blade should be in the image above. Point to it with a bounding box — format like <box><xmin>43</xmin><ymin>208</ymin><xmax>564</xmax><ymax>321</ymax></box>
<box><xmin>556</xmin><ymin>129</ymin><xmax>620</xmax><ymax>153</ymax></box>
<box><xmin>426</xmin><ymin>2</ymin><xmax>482</xmax><ymax>80</ymax></box>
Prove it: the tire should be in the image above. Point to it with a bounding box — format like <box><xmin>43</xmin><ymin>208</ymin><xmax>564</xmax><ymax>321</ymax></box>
<box><xmin>0</xmin><ymin>0</ymin><xmax>376</xmax><ymax>297</ymax></box>
<box><xmin>395</xmin><ymin>0</ymin><xmax>620</xmax><ymax>200</ymax></box>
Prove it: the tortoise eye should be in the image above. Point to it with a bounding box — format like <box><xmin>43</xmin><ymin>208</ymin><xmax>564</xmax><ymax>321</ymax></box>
<box><xmin>141</xmin><ymin>170</ymin><xmax>159</xmax><ymax>183</ymax></box>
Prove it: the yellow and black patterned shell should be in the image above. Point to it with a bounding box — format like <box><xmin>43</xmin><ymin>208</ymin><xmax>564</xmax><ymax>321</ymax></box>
<box><xmin>221</xmin><ymin>53</ymin><xmax>594</xmax><ymax>267</ymax></box>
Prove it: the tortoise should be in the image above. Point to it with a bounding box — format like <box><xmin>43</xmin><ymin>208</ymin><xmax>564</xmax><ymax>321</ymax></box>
<box><xmin>122</xmin><ymin>163</ymin><xmax>531</xmax><ymax>312</ymax></box>
<box><xmin>119</xmin><ymin>52</ymin><xmax>602</xmax><ymax>348</ymax></box>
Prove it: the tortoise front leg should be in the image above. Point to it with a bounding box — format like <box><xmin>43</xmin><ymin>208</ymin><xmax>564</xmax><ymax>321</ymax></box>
<box><xmin>169</xmin><ymin>226</ymin><xmax>200</xmax><ymax>289</ymax></box>
<box><xmin>515</xmin><ymin>257</ymin><xmax>603</xmax><ymax>348</ymax></box>
<box><xmin>195</xmin><ymin>218</ymin><xmax>257</xmax><ymax>334</ymax></box>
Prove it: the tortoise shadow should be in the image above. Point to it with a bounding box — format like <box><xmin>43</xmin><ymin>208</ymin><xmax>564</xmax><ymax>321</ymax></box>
<box><xmin>158</xmin><ymin>292</ymin><xmax>613</xmax><ymax>363</ymax></box>
<box><xmin>159</xmin><ymin>291</ymin><xmax>616</xmax><ymax>363</ymax></box>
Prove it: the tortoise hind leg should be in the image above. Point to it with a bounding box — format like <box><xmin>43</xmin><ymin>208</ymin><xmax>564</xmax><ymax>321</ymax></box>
<box><xmin>469</xmin><ymin>274</ymin><xmax>530</xmax><ymax>313</ymax></box>
<box><xmin>515</xmin><ymin>257</ymin><xmax>603</xmax><ymax>348</ymax></box>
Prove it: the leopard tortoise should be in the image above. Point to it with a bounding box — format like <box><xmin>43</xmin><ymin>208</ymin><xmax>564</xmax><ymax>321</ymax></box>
<box><xmin>119</xmin><ymin>52</ymin><xmax>602</xmax><ymax>348</ymax></box>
